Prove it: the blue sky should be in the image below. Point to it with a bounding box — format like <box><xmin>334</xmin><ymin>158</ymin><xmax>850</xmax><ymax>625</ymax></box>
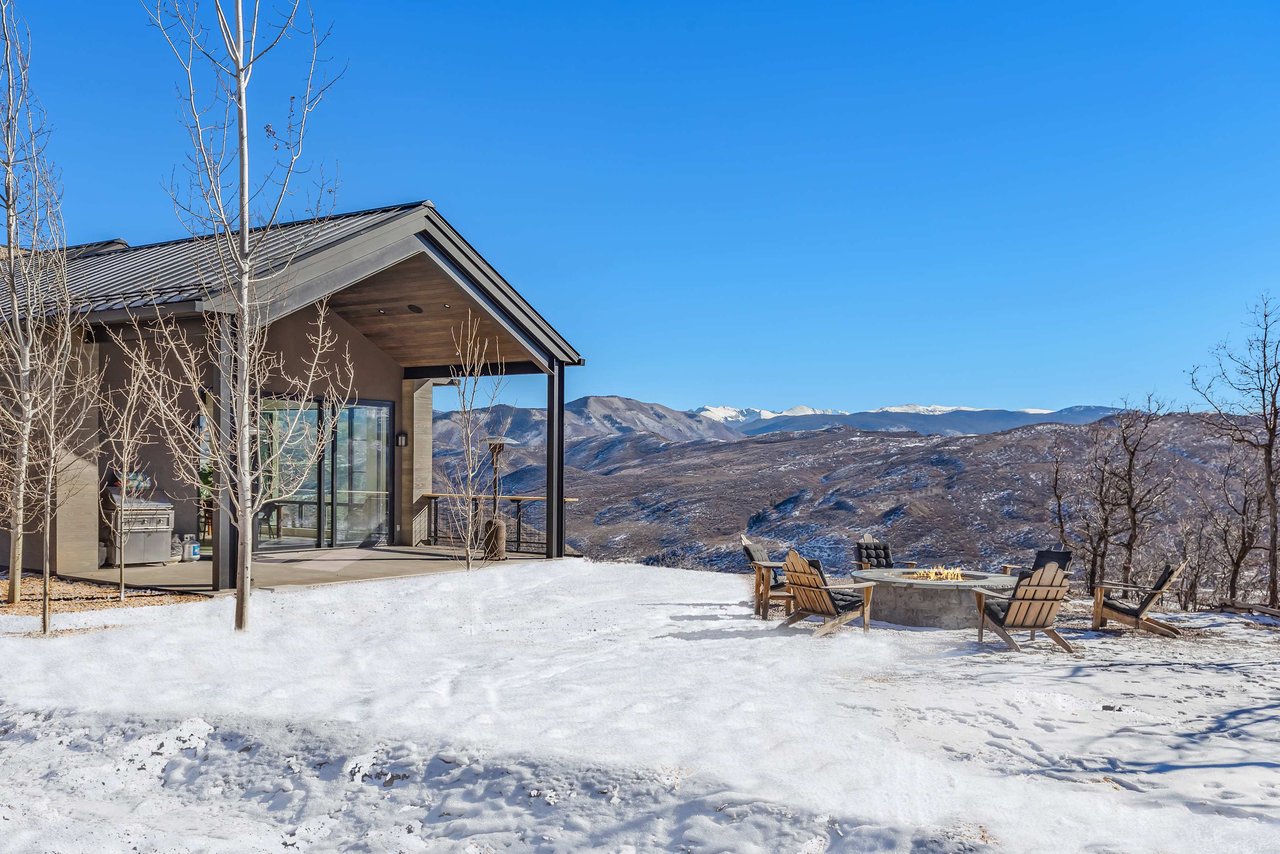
<box><xmin>26</xmin><ymin>1</ymin><xmax>1280</xmax><ymax>411</ymax></box>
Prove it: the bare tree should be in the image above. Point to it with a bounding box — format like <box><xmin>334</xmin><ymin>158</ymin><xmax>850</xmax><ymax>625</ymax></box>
<box><xmin>1191</xmin><ymin>295</ymin><xmax>1280</xmax><ymax>607</ymax></box>
<box><xmin>1173</xmin><ymin>495</ymin><xmax>1212</xmax><ymax>611</ymax></box>
<box><xmin>142</xmin><ymin>1</ymin><xmax>349</xmax><ymax>630</ymax></box>
<box><xmin>1048</xmin><ymin>439</ymin><xmax>1074</xmax><ymax>551</ymax></box>
<box><xmin>0</xmin><ymin>0</ymin><xmax>65</xmax><ymax>605</ymax></box>
<box><xmin>31</xmin><ymin>318</ymin><xmax>96</xmax><ymax>634</ymax></box>
<box><xmin>1111</xmin><ymin>398</ymin><xmax>1173</xmax><ymax>588</ymax></box>
<box><xmin>99</xmin><ymin>318</ymin><xmax>162</xmax><ymax>601</ymax></box>
<box><xmin>1206</xmin><ymin>446</ymin><xmax>1265</xmax><ymax>604</ymax></box>
<box><xmin>442</xmin><ymin>312</ymin><xmax>509</xmax><ymax>570</ymax></box>
<box><xmin>1070</xmin><ymin>420</ymin><xmax>1125</xmax><ymax>591</ymax></box>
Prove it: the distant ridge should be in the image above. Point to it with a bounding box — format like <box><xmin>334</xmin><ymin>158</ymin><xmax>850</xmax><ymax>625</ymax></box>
<box><xmin>735</xmin><ymin>405</ymin><xmax>1117</xmax><ymax>437</ymax></box>
<box><xmin>434</xmin><ymin>396</ymin><xmax>1117</xmax><ymax>448</ymax></box>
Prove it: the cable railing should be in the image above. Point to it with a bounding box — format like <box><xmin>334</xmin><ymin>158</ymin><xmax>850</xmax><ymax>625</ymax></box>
<box><xmin>415</xmin><ymin>493</ymin><xmax>578</xmax><ymax>554</ymax></box>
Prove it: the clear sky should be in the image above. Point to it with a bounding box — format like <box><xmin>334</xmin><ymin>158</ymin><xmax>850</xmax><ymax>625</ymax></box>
<box><xmin>24</xmin><ymin>1</ymin><xmax>1280</xmax><ymax>412</ymax></box>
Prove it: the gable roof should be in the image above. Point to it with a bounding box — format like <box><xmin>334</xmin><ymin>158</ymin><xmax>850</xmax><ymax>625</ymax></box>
<box><xmin>71</xmin><ymin>201</ymin><xmax>583</xmax><ymax>369</ymax></box>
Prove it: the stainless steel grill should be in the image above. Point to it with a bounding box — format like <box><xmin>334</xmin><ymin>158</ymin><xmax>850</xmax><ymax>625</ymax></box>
<box><xmin>104</xmin><ymin>488</ymin><xmax>175</xmax><ymax>566</ymax></box>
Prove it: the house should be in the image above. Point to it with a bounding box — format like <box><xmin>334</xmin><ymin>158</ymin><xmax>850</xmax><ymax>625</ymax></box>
<box><xmin>20</xmin><ymin>200</ymin><xmax>582</xmax><ymax>588</ymax></box>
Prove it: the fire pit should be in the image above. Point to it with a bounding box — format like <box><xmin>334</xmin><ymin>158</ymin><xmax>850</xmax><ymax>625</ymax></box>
<box><xmin>849</xmin><ymin>567</ymin><xmax>1017</xmax><ymax>629</ymax></box>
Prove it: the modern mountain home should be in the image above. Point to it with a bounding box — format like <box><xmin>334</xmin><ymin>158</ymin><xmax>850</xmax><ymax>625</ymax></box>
<box><xmin>17</xmin><ymin>200</ymin><xmax>582</xmax><ymax>588</ymax></box>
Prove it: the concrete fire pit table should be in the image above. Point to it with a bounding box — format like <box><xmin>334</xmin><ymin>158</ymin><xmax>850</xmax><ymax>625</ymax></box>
<box><xmin>849</xmin><ymin>567</ymin><xmax>1018</xmax><ymax>629</ymax></box>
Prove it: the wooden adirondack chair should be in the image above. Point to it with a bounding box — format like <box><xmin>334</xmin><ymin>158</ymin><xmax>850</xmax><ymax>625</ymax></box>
<box><xmin>742</xmin><ymin>536</ymin><xmax>793</xmax><ymax>618</ymax></box>
<box><xmin>973</xmin><ymin>563</ymin><xmax>1074</xmax><ymax>652</ymax></box>
<box><xmin>1000</xmin><ymin>546</ymin><xmax>1072</xmax><ymax>575</ymax></box>
<box><xmin>1092</xmin><ymin>563</ymin><xmax>1184</xmax><ymax>638</ymax></box>
<box><xmin>854</xmin><ymin>534</ymin><xmax>917</xmax><ymax>570</ymax></box>
<box><xmin>779</xmin><ymin>550</ymin><xmax>875</xmax><ymax>636</ymax></box>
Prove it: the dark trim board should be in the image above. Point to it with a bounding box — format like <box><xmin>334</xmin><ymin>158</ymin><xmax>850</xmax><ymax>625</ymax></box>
<box><xmin>403</xmin><ymin>361</ymin><xmax>546</xmax><ymax>380</ymax></box>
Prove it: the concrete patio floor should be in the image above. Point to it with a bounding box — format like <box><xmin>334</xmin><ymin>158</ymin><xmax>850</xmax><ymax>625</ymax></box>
<box><xmin>60</xmin><ymin>546</ymin><xmax>555</xmax><ymax>595</ymax></box>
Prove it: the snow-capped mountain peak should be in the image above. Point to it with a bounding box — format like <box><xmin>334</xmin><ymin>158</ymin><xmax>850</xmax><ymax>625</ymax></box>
<box><xmin>690</xmin><ymin>404</ymin><xmax>849</xmax><ymax>425</ymax></box>
<box><xmin>871</xmin><ymin>404</ymin><xmax>981</xmax><ymax>416</ymax></box>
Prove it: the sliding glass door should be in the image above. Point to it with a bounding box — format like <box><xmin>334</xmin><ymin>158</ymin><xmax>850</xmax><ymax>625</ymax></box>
<box><xmin>328</xmin><ymin>403</ymin><xmax>392</xmax><ymax>546</ymax></box>
<box><xmin>258</xmin><ymin>401</ymin><xmax>323</xmax><ymax>550</ymax></box>
<box><xmin>256</xmin><ymin>400</ymin><xmax>392</xmax><ymax>551</ymax></box>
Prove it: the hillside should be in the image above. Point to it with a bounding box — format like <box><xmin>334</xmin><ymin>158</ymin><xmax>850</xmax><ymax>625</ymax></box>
<box><xmin>488</xmin><ymin>415</ymin><xmax>1235</xmax><ymax>580</ymax></box>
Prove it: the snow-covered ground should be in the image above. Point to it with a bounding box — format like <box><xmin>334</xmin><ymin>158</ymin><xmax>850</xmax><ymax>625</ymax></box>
<box><xmin>1</xmin><ymin>560</ymin><xmax>1277</xmax><ymax>852</ymax></box>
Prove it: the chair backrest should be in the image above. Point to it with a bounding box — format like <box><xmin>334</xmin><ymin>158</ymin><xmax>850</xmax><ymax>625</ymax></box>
<box><xmin>1032</xmin><ymin>548</ymin><xmax>1072</xmax><ymax>573</ymax></box>
<box><xmin>783</xmin><ymin>550</ymin><xmax>837</xmax><ymax>616</ymax></box>
<box><xmin>1000</xmin><ymin>565</ymin><xmax>1069</xmax><ymax>630</ymax></box>
<box><xmin>855</xmin><ymin>538</ymin><xmax>894</xmax><ymax>568</ymax></box>
<box><xmin>1136</xmin><ymin>563</ymin><xmax>1183</xmax><ymax>617</ymax></box>
<box><xmin>742</xmin><ymin>538</ymin><xmax>770</xmax><ymax>566</ymax></box>
<box><xmin>742</xmin><ymin>536</ymin><xmax>783</xmax><ymax>585</ymax></box>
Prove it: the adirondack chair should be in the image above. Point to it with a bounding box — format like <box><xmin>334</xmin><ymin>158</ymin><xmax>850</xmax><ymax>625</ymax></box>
<box><xmin>1000</xmin><ymin>546</ymin><xmax>1072</xmax><ymax>575</ymax></box>
<box><xmin>779</xmin><ymin>550</ymin><xmax>875</xmax><ymax>636</ymax></box>
<box><xmin>1091</xmin><ymin>563</ymin><xmax>1185</xmax><ymax>638</ymax></box>
<box><xmin>742</xmin><ymin>536</ymin><xmax>793</xmax><ymax>618</ymax></box>
<box><xmin>854</xmin><ymin>534</ymin><xmax>917</xmax><ymax>570</ymax></box>
<box><xmin>972</xmin><ymin>562</ymin><xmax>1074</xmax><ymax>652</ymax></box>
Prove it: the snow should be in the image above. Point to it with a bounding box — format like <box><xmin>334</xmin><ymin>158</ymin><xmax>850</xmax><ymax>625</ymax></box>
<box><xmin>871</xmin><ymin>404</ymin><xmax>984</xmax><ymax>415</ymax></box>
<box><xmin>2</xmin><ymin>561</ymin><xmax>1278</xmax><ymax>851</ymax></box>
<box><xmin>693</xmin><ymin>405</ymin><xmax>850</xmax><ymax>424</ymax></box>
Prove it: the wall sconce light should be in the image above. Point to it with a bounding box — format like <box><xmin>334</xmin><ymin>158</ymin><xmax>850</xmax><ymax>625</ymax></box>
<box><xmin>395</xmin><ymin>432</ymin><xmax>408</xmax><ymax>448</ymax></box>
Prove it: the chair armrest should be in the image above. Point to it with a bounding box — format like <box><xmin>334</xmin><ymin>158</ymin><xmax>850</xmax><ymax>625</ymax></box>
<box><xmin>902</xmin><ymin>561</ymin><xmax>918</xmax><ymax>568</ymax></box>
<box><xmin>750</xmin><ymin>561</ymin><xmax>787</xmax><ymax>570</ymax></box>
<box><xmin>827</xmin><ymin>581</ymin><xmax>876</xmax><ymax>590</ymax></box>
<box><xmin>971</xmin><ymin>587</ymin><xmax>1012</xmax><ymax>600</ymax></box>
<box><xmin>1095</xmin><ymin>582</ymin><xmax>1149</xmax><ymax>592</ymax></box>
<box><xmin>999</xmin><ymin>564</ymin><xmax>1019</xmax><ymax>575</ymax></box>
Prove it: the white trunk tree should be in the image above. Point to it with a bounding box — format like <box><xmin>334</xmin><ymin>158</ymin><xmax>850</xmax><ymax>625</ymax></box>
<box><xmin>443</xmin><ymin>312</ymin><xmax>509</xmax><ymax>570</ymax></box>
<box><xmin>0</xmin><ymin>0</ymin><xmax>69</xmax><ymax>607</ymax></box>
<box><xmin>143</xmin><ymin>0</ymin><xmax>348</xmax><ymax>630</ymax></box>
<box><xmin>100</xmin><ymin>319</ymin><xmax>163</xmax><ymax>601</ymax></box>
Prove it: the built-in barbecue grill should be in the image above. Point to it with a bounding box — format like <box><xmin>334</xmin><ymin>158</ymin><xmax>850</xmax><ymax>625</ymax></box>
<box><xmin>103</xmin><ymin>483</ymin><xmax>174</xmax><ymax>566</ymax></box>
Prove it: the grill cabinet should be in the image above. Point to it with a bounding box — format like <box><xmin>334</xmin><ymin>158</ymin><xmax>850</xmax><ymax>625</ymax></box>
<box><xmin>104</xmin><ymin>488</ymin><xmax>175</xmax><ymax>566</ymax></box>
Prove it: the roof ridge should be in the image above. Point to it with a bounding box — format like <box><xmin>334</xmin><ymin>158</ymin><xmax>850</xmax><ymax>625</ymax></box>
<box><xmin>67</xmin><ymin>200</ymin><xmax>430</xmax><ymax>256</ymax></box>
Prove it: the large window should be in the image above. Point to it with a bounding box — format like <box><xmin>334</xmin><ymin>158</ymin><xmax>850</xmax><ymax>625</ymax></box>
<box><xmin>256</xmin><ymin>400</ymin><xmax>392</xmax><ymax>550</ymax></box>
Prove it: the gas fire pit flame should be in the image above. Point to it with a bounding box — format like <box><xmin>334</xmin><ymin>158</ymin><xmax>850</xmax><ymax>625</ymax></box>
<box><xmin>905</xmin><ymin>566</ymin><xmax>965</xmax><ymax>582</ymax></box>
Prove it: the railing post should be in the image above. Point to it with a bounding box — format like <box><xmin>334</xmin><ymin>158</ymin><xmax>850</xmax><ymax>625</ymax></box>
<box><xmin>515</xmin><ymin>500</ymin><xmax>523</xmax><ymax>552</ymax></box>
<box><xmin>545</xmin><ymin>360</ymin><xmax>566</xmax><ymax>558</ymax></box>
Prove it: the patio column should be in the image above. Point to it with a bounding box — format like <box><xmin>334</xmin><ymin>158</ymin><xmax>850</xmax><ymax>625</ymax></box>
<box><xmin>545</xmin><ymin>359</ymin><xmax>565</xmax><ymax>558</ymax></box>
<box><xmin>396</xmin><ymin>378</ymin><xmax>435</xmax><ymax>546</ymax></box>
<box><xmin>211</xmin><ymin>343</ymin><xmax>236</xmax><ymax>591</ymax></box>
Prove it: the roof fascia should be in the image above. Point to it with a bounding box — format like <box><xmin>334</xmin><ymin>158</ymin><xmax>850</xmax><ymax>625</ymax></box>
<box><xmin>419</xmin><ymin>207</ymin><xmax>583</xmax><ymax>366</ymax></box>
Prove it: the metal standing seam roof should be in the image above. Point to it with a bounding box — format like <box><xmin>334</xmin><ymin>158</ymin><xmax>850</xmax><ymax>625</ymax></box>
<box><xmin>66</xmin><ymin>200</ymin><xmax>584</xmax><ymax>368</ymax></box>
<box><xmin>66</xmin><ymin>202</ymin><xmax>424</xmax><ymax>312</ymax></box>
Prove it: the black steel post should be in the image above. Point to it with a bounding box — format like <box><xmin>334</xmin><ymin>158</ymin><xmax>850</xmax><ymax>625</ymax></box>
<box><xmin>515</xmin><ymin>500</ymin><xmax>524</xmax><ymax>553</ymax></box>
<box><xmin>545</xmin><ymin>360</ymin><xmax>566</xmax><ymax>558</ymax></box>
<box><xmin>212</xmin><ymin>343</ymin><xmax>236</xmax><ymax>591</ymax></box>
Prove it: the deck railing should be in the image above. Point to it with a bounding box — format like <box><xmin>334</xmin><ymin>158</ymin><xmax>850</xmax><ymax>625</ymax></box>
<box><xmin>415</xmin><ymin>493</ymin><xmax>577</xmax><ymax>554</ymax></box>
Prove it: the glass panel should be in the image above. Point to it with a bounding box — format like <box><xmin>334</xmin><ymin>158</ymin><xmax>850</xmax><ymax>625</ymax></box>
<box><xmin>258</xmin><ymin>401</ymin><xmax>321</xmax><ymax>549</ymax></box>
<box><xmin>331</xmin><ymin>404</ymin><xmax>391</xmax><ymax>546</ymax></box>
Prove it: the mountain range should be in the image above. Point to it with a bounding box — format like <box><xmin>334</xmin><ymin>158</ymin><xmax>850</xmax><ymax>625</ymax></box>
<box><xmin>432</xmin><ymin>396</ymin><xmax>1262</xmax><ymax>598</ymax></box>
<box><xmin>692</xmin><ymin>403</ymin><xmax>1116</xmax><ymax>437</ymax></box>
<box><xmin>435</xmin><ymin>396</ymin><xmax>1118</xmax><ymax>447</ymax></box>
